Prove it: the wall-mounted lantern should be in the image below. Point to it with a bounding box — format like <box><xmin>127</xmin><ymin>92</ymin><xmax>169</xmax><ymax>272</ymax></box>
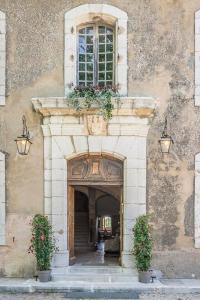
<box><xmin>159</xmin><ymin>117</ymin><xmax>173</xmax><ymax>154</ymax></box>
<box><xmin>15</xmin><ymin>115</ymin><xmax>32</xmax><ymax>155</ymax></box>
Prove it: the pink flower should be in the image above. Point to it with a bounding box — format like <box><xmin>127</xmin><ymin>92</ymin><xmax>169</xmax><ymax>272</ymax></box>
<box><xmin>40</xmin><ymin>235</ymin><xmax>46</xmax><ymax>241</ymax></box>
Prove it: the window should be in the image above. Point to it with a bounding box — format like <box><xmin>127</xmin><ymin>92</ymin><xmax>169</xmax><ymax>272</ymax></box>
<box><xmin>100</xmin><ymin>216</ymin><xmax>112</xmax><ymax>230</ymax></box>
<box><xmin>64</xmin><ymin>4</ymin><xmax>128</xmax><ymax>95</ymax></box>
<box><xmin>78</xmin><ymin>25</ymin><xmax>114</xmax><ymax>87</ymax></box>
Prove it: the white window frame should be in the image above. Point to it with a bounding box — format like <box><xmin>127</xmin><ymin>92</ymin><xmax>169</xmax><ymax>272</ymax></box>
<box><xmin>64</xmin><ymin>4</ymin><xmax>128</xmax><ymax>96</ymax></box>
<box><xmin>0</xmin><ymin>151</ymin><xmax>5</xmax><ymax>245</ymax></box>
<box><xmin>0</xmin><ymin>11</ymin><xmax>5</xmax><ymax>106</ymax></box>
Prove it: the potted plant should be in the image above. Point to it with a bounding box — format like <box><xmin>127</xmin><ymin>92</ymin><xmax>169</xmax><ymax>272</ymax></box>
<box><xmin>133</xmin><ymin>215</ymin><xmax>153</xmax><ymax>283</ymax></box>
<box><xmin>28</xmin><ymin>214</ymin><xmax>58</xmax><ymax>282</ymax></box>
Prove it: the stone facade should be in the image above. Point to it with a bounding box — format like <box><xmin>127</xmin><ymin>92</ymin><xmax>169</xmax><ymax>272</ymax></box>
<box><xmin>0</xmin><ymin>0</ymin><xmax>200</xmax><ymax>278</ymax></box>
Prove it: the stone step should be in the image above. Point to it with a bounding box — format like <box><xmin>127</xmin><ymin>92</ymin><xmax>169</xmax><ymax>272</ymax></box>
<box><xmin>66</xmin><ymin>266</ymin><xmax>137</xmax><ymax>275</ymax></box>
<box><xmin>52</xmin><ymin>274</ymin><xmax>138</xmax><ymax>282</ymax></box>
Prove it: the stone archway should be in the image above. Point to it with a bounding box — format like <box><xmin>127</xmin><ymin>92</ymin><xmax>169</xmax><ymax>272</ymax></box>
<box><xmin>32</xmin><ymin>95</ymin><xmax>156</xmax><ymax>276</ymax></box>
<box><xmin>67</xmin><ymin>154</ymin><xmax>123</xmax><ymax>264</ymax></box>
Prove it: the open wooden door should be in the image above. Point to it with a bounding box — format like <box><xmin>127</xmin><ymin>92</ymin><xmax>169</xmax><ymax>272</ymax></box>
<box><xmin>68</xmin><ymin>185</ymin><xmax>76</xmax><ymax>265</ymax></box>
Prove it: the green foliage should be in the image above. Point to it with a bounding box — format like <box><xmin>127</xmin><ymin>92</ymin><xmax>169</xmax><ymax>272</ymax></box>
<box><xmin>133</xmin><ymin>215</ymin><xmax>153</xmax><ymax>272</ymax></box>
<box><xmin>28</xmin><ymin>214</ymin><xmax>58</xmax><ymax>271</ymax></box>
<box><xmin>68</xmin><ymin>85</ymin><xmax>119</xmax><ymax>120</ymax></box>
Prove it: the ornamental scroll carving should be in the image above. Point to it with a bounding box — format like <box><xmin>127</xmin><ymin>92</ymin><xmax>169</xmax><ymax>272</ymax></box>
<box><xmin>68</xmin><ymin>155</ymin><xmax>123</xmax><ymax>185</ymax></box>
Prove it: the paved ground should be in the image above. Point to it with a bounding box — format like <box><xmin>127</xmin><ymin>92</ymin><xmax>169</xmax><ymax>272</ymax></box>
<box><xmin>0</xmin><ymin>292</ymin><xmax>200</xmax><ymax>299</ymax></box>
<box><xmin>1</xmin><ymin>278</ymin><xmax>200</xmax><ymax>299</ymax></box>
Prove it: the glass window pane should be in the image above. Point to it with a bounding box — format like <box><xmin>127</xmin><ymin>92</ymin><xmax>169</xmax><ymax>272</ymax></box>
<box><xmin>106</xmin><ymin>53</ymin><xmax>113</xmax><ymax>62</ymax></box>
<box><xmin>106</xmin><ymin>27</ymin><xmax>113</xmax><ymax>34</ymax></box>
<box><xmin>107</xmin><ymin>63</ymin><xmax>113</xmax><ymax>71</ymax></box>
<box><xmin>86</xmin><ymin>45</ymin><xmax>93</xmax><ymax>53</ymax></box>
<box><xmin>99</xmin><ymin>81</ymin><xmax>105</xmax><ymax>87</ymax></box>
<box><xmin>86</xmin><ymin>27</ymin><xmax>93</xmax><ymax>34</ymax></box>
<box><xmin>79</xmin><ymin>43</ymin><xmax>86</xmax><ymax>54</ymax></box>
<box><xmin>99</xmin><ymin>54</ymin><xmax>105</xmax><ymax>62</ymax></box>
<box><xmin>79</xmin><ymin>28</ymin><xmax>85</xmax><ymax>34</ymax></box>
<box><xmin>79</xmin><ymin>81</ymin><xmax>85</xmax><ymax>86</ymax></box>
<box><xmin>106</xmin><ymin>72</ymin><xmax>112</xmax><ymax>80</ymax></box>
<box><xmin>98</xmin><ymin>26</ymin><xmax>105</xmax><ymax>34</ymax></box>
<box><xmin>99</xmin><ymin>44</ymin><xmax>105</xmax><ymax>53</ymax></box>
<box><xmin>86</xmin><ymin>35</ymin><xmax>93</xmax><ymax>44</ymax></box>
<box><xmin>87</xmin><ymin>73</ymin><xmax>93</xmax><ymax>81</ymax></box>
<box><xmin>79</xmin><ymin>63</ymin><xmax>85</xmax><ymax>71</ymax></box>
<box><xmin>87</xmin><ymin>63</ymin><xmax>93</xmax><ymax>71</ymax></box>
<box><xmin>79</xmin><ymin>35</ymin><xmax>85</xmax><ymax>43</ymax></box>
<box><xmin>99</xmin><ymin>35</ymin><xmax>105</xmax><ymax>43</ymax></box>
<box><xmin>79</xmin><ymin>72</ymin><xmax>85</xmax><ymax>80</ymax></box>
<box><xmin>87</xmin><ymin>81</ymin><xmax>93</xmax><ymax>86</ymax></box>
<box><xmin>106</xmin><ymin>81</ymin><xmax>112</xmax><ymax>86</ymax></box>
<box><xmin>106</xmin><ymin>35</ymin><xmax>113</xmax><ymax>43</ymax></box>
<box><xmin>99</xmin><ymin>73</ymin><xmax>105</xmax><ymax>80</ymax></box>
<box><xmin>87</xmin><ymin>54</ymin><xmax>93</xmax><ymax>62</ymax></box>
<box><xmin>79</xmin><ymin>54</ymin><xmax>85</xmax><ymax>62</ymax></box>
<box><xmin>99</xmin><ymin>63</ymin><xmax>105</xmax><ymax>71</ymax></box>
<box><xmin>106</xmin><ymin>44</ymin><xmax>113</xmax><ymax>52</ymax></box>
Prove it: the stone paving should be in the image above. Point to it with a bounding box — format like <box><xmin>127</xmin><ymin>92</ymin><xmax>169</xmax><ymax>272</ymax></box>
<box><xmin>0</xmin><ymin>278</ymin><xmax>200</xmax><ymax>299</ymax></box>
<box><xmin>0</xmin><ymin>292</ymin><xmax>200</xmax><ymax>299</ymax></box>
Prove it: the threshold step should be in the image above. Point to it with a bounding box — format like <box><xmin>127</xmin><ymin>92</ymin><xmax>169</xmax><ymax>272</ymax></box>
<box><xmin>52</xmin><ymin>274</ymin><xmax>138</xmax><ymax>282</ymax></box>
<box><xmin>66</xmin><ymin>266</ymin><xmax>137</xmax><ymax>275</ymax></box>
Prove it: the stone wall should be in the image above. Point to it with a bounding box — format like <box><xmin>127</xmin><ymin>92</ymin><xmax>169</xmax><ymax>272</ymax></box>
<box><xmin>0</xmin><ymin>0</ymin><xmax>200</xmax><ymax>277</ymax></box>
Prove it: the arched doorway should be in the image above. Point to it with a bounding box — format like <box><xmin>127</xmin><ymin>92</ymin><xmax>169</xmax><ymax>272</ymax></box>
<box><xmin>67</xmin><ymin>154</ymin><xmax>123</xmax><ymax>266</ymax></box>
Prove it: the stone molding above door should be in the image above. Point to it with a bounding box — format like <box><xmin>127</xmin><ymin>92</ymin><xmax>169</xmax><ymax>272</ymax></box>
<box><xmin>32</xmin><ymin>96</ymin><xmax>156</xmax><ymax>274</ymax></box>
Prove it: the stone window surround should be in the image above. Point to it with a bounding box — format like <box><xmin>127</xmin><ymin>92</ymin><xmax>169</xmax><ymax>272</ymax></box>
<box><xmin>0</xmin><ymin>151</ymin><xmax>5</xmax><ymax>245</ymax></box>
<box><xmin>32</xmin><ymin>96</ymin><xmax>156</xmax><ymax>276</ymax></box>
<box><xmin>64</xmin><ymin>4</ymin><xmax>128</xmax><ymax>96</ymax></box>
<box><xmin>0</xmin><ymin>11</ymin><xmax>5</xmax><ymax>106</ymax></box>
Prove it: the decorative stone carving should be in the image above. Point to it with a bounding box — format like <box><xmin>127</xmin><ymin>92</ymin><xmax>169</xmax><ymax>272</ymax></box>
<box><xmin>68</xmin><ymin>155</ymin><xmax>123</xmax><ymax>185</ymax></box>
<box><xmin>85</xmin><ymin>115</ymin><xmax>108</xmax><ymax>136</ymax></box>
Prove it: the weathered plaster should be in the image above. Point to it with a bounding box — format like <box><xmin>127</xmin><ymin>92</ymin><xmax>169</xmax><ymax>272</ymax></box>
<box><xmin>0</xmin><ymin>151</ymin><xmax>5</xmax><ymax>245</ymax></box>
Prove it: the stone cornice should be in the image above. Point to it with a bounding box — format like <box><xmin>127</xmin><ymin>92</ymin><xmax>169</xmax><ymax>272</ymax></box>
<box><xmin>31</xmin><ymin>96</ymin><xmax>156</xmax><ymax>118</ymax></box>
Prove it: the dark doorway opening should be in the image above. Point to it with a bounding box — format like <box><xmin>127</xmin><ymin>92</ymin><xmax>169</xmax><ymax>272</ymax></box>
<box><xmin>73</xmin><ymin>186</ymin><xmax>121</xmax><ymax>266</ymax></box>
<box><xmin>67</xmin><ymin>154</ymin><xmax>123</xmax><ymax>266</ymax></box>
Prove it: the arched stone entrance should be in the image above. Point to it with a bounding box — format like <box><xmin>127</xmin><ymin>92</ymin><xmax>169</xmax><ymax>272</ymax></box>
<box><xmin>67</xmin><ymin>154</ymin><xmax>123</xmax><ymax>265</ymax></box>
<box><xmin>32</xmin><ymin>95</ymin><xmax>156</xmax><ymax>277</ymax></box>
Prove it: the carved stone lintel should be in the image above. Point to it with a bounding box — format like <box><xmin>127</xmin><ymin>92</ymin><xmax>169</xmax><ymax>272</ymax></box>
<box><xmin>68</xmin><ymin>155</ymin><xmax>123</xmax><ymax>185</ymax></box>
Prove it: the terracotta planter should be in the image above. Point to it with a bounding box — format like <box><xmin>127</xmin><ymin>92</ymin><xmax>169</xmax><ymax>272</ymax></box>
<box><xmin>38</xmin><ymin>270</ymin><xmax>51</xmax><ymax>282</ymax></box>
<box><xmin>138</xmin><ymin>271</ymin><xmax>152</xmax><ymax>283</ymax></box>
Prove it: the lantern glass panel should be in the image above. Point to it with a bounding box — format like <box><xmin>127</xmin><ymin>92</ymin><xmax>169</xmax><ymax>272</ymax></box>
<box><xmin>15</xmin><ymin>137</ymin><xmax>32</xmax><ymax>155</ymax></box>
<box><xmin>159</xmin><ymin>137</ymin><xmax>172</xmax><ymax>154</ymax></box>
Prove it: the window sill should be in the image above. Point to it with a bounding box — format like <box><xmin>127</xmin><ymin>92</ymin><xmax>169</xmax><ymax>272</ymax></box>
<box><xmin>32</xmin><ymin>96</ymin><xmax>156</xmax><ymax>118</ymax></box>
